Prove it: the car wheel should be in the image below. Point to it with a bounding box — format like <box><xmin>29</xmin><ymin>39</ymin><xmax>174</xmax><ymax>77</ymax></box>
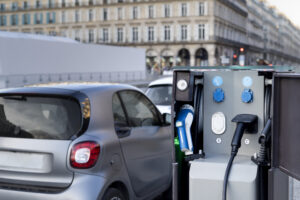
<box><xmin>102</xmin><ymin>187</ymin><xmax>127</xmax><ymax>200</ymax></box>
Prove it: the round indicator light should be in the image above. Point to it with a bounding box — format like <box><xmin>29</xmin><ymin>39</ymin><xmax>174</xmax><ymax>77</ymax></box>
<box><xmin>212</xmin><ymin>76</ymin><xmax>223</xmax><ymax>87</ymax></box>
<box><xmin>243</xmin><ymin>76</ymin><xmax>253</xmax><ymax>88</ymax></box>
<box><xmin>241</xmin><ymin>89</ymin><xmax>253</xmax><ymax>103</ymax></box>
<box><xmin>177</xmin><ymin>79</ymin><xmax>188</xmax><ymax>91</ymax></box>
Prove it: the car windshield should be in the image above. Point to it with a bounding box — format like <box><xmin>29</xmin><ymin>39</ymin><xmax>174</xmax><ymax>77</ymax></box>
<box><xmin>0</xmin><ymin>96</ymin><xmax>82</xmax><ymax>140</ymax></box>
<box><xmin>146</xmin><ymin>85</ymin><xmax>172</xmax><ymax>106</ymax></box>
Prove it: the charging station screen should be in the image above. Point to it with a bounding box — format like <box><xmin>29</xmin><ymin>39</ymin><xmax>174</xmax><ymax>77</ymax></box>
<box><xmin>273</xmin><ymin>75</ymin><xmax>300</xmax><ymax>181</ymax></box>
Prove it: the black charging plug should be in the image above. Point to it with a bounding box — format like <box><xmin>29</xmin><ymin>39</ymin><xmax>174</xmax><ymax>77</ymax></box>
<box><xmin>222</xmin><ymin>114</ymin><xmax>258</xmax><ymax>200</ymax></box>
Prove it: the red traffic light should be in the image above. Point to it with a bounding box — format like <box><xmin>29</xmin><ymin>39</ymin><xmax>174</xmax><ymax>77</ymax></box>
<box><xmin>233</xmin><ymin>54</ymin><xmax>237</xmax><ymax>59</ymax></box>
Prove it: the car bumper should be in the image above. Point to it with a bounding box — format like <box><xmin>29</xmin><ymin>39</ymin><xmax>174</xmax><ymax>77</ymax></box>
<box><xmin>0</xmin><ymin>173</ymin><xmax>107</xmax><ymax>200</ymax></box>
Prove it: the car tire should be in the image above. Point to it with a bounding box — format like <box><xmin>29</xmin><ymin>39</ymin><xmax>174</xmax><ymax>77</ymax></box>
<box><xmin>102</xmin><ymin>187</ymin><xmax>127</xmax><ymax>200</ymax></box>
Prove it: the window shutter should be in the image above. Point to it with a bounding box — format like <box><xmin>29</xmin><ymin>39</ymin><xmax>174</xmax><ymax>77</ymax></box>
<box><xmin>16</xmin><ymin>14</ymin><xmax>18</xmax><ymax>25</ymax></box>
<box><xmin>34</xmin><ymin>13</ymin><xmax>37</xmax><ymax>24</ymax></box>
<box><xmin>53</xmin><ymin>12</ymin><xmax>56</xmax><ymax>23</ymax></box>
<box><xmin>187</xmin><ymin>25</ymin><xmax>191</xmax><ymax>41</ymax></box>
<box><xmin>22</xmin><ymin>14</ymin><xmax>25</xmax><ymax>25</ymax></box>
<box><xmin>170</xmin><ymin>25</ymin><xmax>174</xmax><ymax>41</ymax></box>
<box><xmin>160</xmin><ymin>26</ymin><xmax>163</xmax><ymax>42</ymax></box>
<box><xmin>204</xmin><ymin>1</ymin><xmax>208</xmax><ymax>16</ymax></box>
<box><xmin>28</xmin><ymin>14</ymin><xmax>31</xmax><ymax>24</ymax></box>
<box><xmin>40</xmin><ymin>13</ymin><xmax>43</xmax><ymax>24</ymax></box>
<box><xmin>46</xmin><ymin>12</ymin><xmax>50</xmax><ymax>24</ymax></box>
<box><xmin>205</xmin><ymin>24</ymin><xmax>209</xmax><ymax>40</ymax></box>
<box><xmin>4</xmin><ymin>16</ymin><xmax>7</xmax><ymax>26</ymax></box>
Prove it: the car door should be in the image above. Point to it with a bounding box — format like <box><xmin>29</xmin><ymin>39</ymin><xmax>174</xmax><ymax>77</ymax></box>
<box><xmin>114</xmin><ymin>90</ymin><xmax>172</xmax><ymax>197</ymax></box>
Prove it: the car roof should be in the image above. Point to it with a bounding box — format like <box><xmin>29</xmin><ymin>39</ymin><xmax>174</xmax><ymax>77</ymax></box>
<box><xmin>148</xmin><ymin>76</ymin><xmax>173</xmax><ymax>87</ymax></box>
<box><xmin>0</xmin><ymin>82</ymin><xmax>138</xmax><ymax>96</ymax></box>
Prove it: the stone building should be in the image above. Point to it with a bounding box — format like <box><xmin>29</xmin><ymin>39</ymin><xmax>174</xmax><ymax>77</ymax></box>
<box><xmin>0</xmin><ymin>0</ymin><xmax>300</xmax><ymax>67</ymax></box>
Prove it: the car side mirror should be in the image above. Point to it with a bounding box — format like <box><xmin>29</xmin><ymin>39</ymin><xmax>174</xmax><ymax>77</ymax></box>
<box><xmin>162</xmin><ymin>113</ymin><xmax>171</xmax><ymax>126</ymax></box>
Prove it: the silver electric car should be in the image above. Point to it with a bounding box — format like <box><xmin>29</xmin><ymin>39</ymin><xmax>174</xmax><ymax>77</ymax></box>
<box><xmin>0</xmin><ymin>83</ymin><xmax>173</xmax><ymax>200</ymax></box>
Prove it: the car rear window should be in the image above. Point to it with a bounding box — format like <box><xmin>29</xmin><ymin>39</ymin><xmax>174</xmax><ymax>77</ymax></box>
<box><xmin>0</xmin><ymin>95</ymin><xmax>82</xmax><ymax>140</ymax></box>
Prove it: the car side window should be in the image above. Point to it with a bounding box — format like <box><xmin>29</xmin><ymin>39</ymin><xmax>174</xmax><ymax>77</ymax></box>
<box><xmin>119</xmin><ymin>90</ymin><xmax>161</xmax><ymax>127</ymax></box>
<box><xmin>112</xmin><ymin>94</ymin><xmax>128</xmax><ymax>128</ymax></box>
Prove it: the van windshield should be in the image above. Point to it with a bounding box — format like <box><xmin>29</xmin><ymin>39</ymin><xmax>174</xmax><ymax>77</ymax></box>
<box><xmin>0</xmin><ymin>96</ymin><xmax>82</xmax><ymax>140</ymax></box>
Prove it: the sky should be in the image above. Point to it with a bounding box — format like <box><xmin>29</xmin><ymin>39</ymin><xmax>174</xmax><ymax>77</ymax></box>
<box><xmin>267</xmin><ymin>0</ymin><xmax>300</xmax><ymax>27</ymax></box>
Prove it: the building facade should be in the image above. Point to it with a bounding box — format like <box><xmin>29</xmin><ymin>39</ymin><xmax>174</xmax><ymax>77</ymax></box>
<box><xmin>0</xmin><ymin>0</ymin><xmax>300</xmax><ymax>67</ymax></box>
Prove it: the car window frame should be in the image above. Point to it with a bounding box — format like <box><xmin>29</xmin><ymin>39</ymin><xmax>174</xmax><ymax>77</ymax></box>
<box><xmin>117</xmin><ymin>89</ymin><xmax>163</xmax><ymax>128</ymax></box>
<box><xmin>112</xmin><ymin>92</ymin><xmax>130</xmax><ymax>129</ymax></box>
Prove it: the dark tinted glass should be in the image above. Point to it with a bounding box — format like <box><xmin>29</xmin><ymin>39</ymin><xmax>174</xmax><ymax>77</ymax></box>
<box><xmin>146</xmin><ymin>85</ymin><xmax>172</xmax><ymax>105</ymax></box>
<box><xmin>0</xmin><ymin>96</ymin><xmax>82</xmax><ymax>140</ymax></box>
<box><xmin>112</xmin><ymin>94</ymin><xmax>128</xmax><ymax>127</ymax></box>
<box><xmin>119</xmin><ymin>90</ymin><xmax>161</xmax><ymax>127</ymax></box>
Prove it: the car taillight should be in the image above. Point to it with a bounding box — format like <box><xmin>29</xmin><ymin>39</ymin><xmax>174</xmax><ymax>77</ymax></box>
<box><xmin>70</xmin><ymin>141</ymin><xmax>100</xmax><ymax>169</ymax></box>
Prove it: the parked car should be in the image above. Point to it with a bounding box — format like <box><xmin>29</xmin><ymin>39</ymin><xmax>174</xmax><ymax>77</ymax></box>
<box><xmin>0</xmin><ymin>83</ymin><xmax>172</xmax><ymax>200</ymax></box>
<box><xmin>145</xmin><ymin>77</ymin><xmax>173</xmax><ymax>114</ymax></box>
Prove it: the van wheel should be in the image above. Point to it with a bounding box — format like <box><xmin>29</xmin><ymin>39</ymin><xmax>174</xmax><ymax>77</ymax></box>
<box><xmin>102</xmin><ymin>187</ymin><xmax>126</xmax><ymax>200</ymax></box>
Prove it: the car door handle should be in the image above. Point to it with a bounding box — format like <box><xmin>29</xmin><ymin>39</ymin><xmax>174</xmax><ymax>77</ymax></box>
<box><xmin>115</xmin><ymin>127</ymin><xmax>131</xmax><ymax>138</ymax></box>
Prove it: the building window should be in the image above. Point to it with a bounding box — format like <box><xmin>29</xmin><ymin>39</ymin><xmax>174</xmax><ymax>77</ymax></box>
<box><xmin>103</xmin><ymin>8</ymin><xmax>108</xmax><ymax>21</ymax></box>
<box><xmin>36</xmin><ymin>0</ymin><xmax>41</xmax><ymax>8</ymax></box>
<box><xmin>164</xmin><ymin>4</ymin><xmax>170</xmax><ymax>18</ymax></box>
<box><xmin>0</xmin><ymin>4</ymin><xmax>5</xmax><ymax>11</ymax></box>
<box><xmin>181</xmin><ymin>25</ymin><xmax>187</xmax><ymax>41</ymax></box>
<box><xmin>75</xmin><ymin>30</ymin><xmax>80</xmax><ymax>41</ymax></box>
<box><xmin>75</xmin><ymin>0</ymin><xmax>80</xmax><ymax>6</ymax></box>
<box><xmin>11</xmin><ymin>14</ymin><xmax>18</xmax><ymax>25</ymax></box>
<box><xmin>88</xmin><ymin>29</ymin><xmax>94</xmax><ymax>43</ymax></box>
<box><xmin>181</xmin><ymin>3</ymin><xmax>187</xmax><ymax>17</ymax></box>
<box><xmin>103</xmin><ymin>0</ymin><xmax>108</xmax><ymax>4</ymax></box>
<box><xmin>88</xmin><ymin>9</ymin><xmax>94</xmax><ymax>21</ymax></box>
<box><xmin>11</xmin><ymin>2</ymin><xmax>18</xmax><ymax>11</ymax></box>
<box><xmin>117</xmin><ymin>27</ymin><xmax>123</xmax><ymax>42</ymax></box>
<box><xmin>199</xmin><ymin>2</ymin><xmax>205</xmax><ymax>16</ymax></box>
<box><xmin>118</xmin><ymin>0</ymin><xmax>123</xmax><ymax>2</ymax></box>
<box><xmin>0</xmin><ymin>15</ymin><xmax>7</xmax><ymax>26</ymax></box>
<box><xmin>61</xmin><ymin>11</ymin><xmax>65</xmax><ymax>23</ymax></box>
<box><xmin>132</xmin><ymin>27</ymin><xmax>138</xmax><ymax>42</ymax></box>
<box><xmin>148</xmin><ymin>5</ymin><xmax>154</xmax><ymax>19</ymax></box>
<box><xmin>102</xmin><ymin>28</ymin><xmax>109</xmax><ymax>42</ymax></box>
<box><xmin>35</xmin><ymin>13</ymin><xmax>43</xmax><ymax>24</ymax></box>
<box><xmin>148</xmin><ymin>26</ymin><xmax>154</xmax><ymax>42</ymax></box>
<box><xmin>117</xmin><ymin>7</ymin><xmax>122</xmax><ymax>20</ymax></box>
<box><xmin>198</xmin><ymin>24</ymin><xmax>205</xmax><ymax>40</ymax></box>
<box><xmin>132</xmin><ymin>7</ymin><xmax>138</xmax><ymax>19</ymax></box>
<box><xmin>75</xmin><ymin>10</ymin><xmax>80</xmax><ymax>22</ymax></box>
<box><xmin>88</xmin><ymin>0</ymin><xmax>94</xmax><ymax>6</ymax></box>
<box><xmin>47</xmin><ymin>12</ymin><xmax>56</xmax><ymax>24</ymax></box>
<box><xmin>49</xmin><ymin>31</ymin><xmax>57</xmax><ymax>36</ymax></box>
<box><xmin>61</xmin><ymin>0</ymin><xmax>66</xmax><ymax>7</ymax></box>
<box><xmin>22</xmin><ymin>14</ymin><xmax>30</xmax><ymax>25</ymax></box>
<box><xmin>23</xmin><ymin>1</ymin><xmax>28</xmax><ymax>9</ymax></box>
<box><xmin>164</xmin><ymin>25</ymin><xmax>170</xmax><ymax>41</ymax></box>
<box><xmin>48</xmin><ymin>0</ymin><xmax>54</xmax><ymax>8</ymax></box>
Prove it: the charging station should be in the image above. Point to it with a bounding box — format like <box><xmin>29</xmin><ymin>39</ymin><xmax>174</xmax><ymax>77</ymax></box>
<box><xmin>172</xmin><ymin>66</ymin><xmax>300</xmax><ymax>200</ymax></box>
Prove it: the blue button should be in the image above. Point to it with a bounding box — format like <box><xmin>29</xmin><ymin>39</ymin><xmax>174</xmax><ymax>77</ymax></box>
<box><xmin>241</xmin><ymin>89</ymin><xmax>253</xmax><ymax>103</ymax></box>
<box><xmin>213</xmin><ymin>88</ymin><xmax>225</xmax><ymax>103</ymax></box>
